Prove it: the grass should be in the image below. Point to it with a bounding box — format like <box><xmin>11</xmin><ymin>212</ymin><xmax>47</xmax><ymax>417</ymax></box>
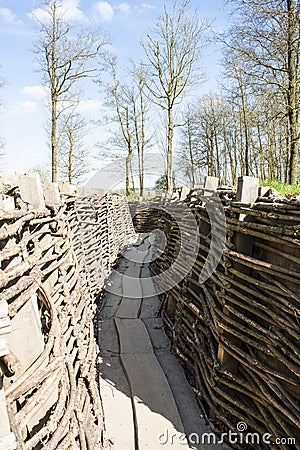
<box><xmin>126</xmin><ymin>194</ymin><xmax>157</xmax><ymax>201</ymax></box>
<box><xmin>260</xmin><ymin>180</ymin><xmax>300</xmax><ymax>195</ymax></box>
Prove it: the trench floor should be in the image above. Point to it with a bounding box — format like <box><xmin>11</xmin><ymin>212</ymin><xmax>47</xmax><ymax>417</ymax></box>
<box><xmin>98</xmin><ymin>234</ymin><xmax>229</xmax><ymax>450</ymax></box>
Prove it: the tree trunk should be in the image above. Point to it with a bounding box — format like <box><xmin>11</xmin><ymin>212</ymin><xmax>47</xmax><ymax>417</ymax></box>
<box><xmin>239</xmin><ymin>83</ymin><xmax>250</xmax><ymax>176</ymax></box>
<box><xmin>187</xmin><ymin>119</ymin><xmax>195</xmax><ymax>188</ymax></box>
<box><xmin>125</xmin><ymin>153</ymin><xmax>131</xmax><ymax>196</ymax></box>
<box><xmin>287</xmin><ymin>0</ymin><xmax>299</xmax><ymax>185</ymax></box>
<box><xmin>50</xmin><ymin>3</ymin><xmax>57</xmax><ymax>183</ymax></box>
<box><xmin>130</xmin><ymin>158</ymin><xmax>135</xmax><ymax>193</ymax></box>
<box><xmin>140</xmin><ymin>86</ymin><xmax>145</xmax><ymax>197</ymax></box>
<box><xmin>208</xmin><ymin>133</ymin><xmax>214</xmax><ymax>176</ymax></box>
<box><xmin>213</xmin><ymin>124</ymin><xmax>221</xmax><ymax>178</ymax></box>
<box><xmin>137</xmin><ymin>142</ymin><xmax>142</xmax><ymax>196</ymax></box>
<box><xmin>68</xmin><ymin>131</ymin><xmax>74</xmax><ymax>184</ymax></box>
<box><xmin>133</xmin><ymin>87</ymin><xmax>145</xmax><ymax>198</ymax></box>
<box><xmin>140</xmin><ymin>147</ymin><xmax>144</xmax><ymax>197</ymax></box>
<box><xmin>167</xmin><ymin>107</ymin><xmax>174</xmax><ymax>194</ymax></box>
<box><xmin>256</xmin><ymin>121</ymin><xmax>264</xmax><ymax>180</ymax></box>
<box><xmin>51</xmin><ymin>96</ymin><xmax>57</xmax><ymax>182</ymax></box>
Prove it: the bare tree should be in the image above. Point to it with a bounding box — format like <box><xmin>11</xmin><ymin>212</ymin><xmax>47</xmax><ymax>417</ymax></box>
<box><xmin>141</xmin><ymin>0</ymin><xmax>208</xmax><ymax>193</ymax></box>
<box><xmin>0</xmin><ymin>70</ymin><xmax>5</xmax><ymax>163</ymax></box>
<box><xmin>131</xmin><ymin>66</ymin><xmax>150</xmax><ymax>197</ymax></box>
<box><xmin>178</xmin><ymin>104</ymin><xmax>204</xmax><ymax>187</ymax></box>
<box><xmin>32</xmin><ymin>0</ymin><xmax>108</xmax><ymax>182</ymax></box>
<box><xmin>225</xmin><ymin>0</ymin><xmax>300</xmax><ymax>184</ymax></box>
<box><xmin>58</xmin><ymin>106</ymin><xmax>90</xmax><ymax>183</ymax></box>
<box><xmin>103</xmin><ymin>55</ymin><xmax>135</xmax><ymax>195</ymax></box>
<box><xmin>101</xmin><ymin>56</ymin><xmax>151</xmax><ymax>196</ymax></box>
<box><xmin>185</xmin><ymin>89</ymin><xmax>290</xmax><ymax>185</ymax></box>
<box><xmin>221</xmin><ymin>54</ymin><xmax>253</xmax><ymax>176</ymax></box>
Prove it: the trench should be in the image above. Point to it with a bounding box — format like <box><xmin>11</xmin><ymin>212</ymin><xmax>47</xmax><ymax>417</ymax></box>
<box><xmin>97</xmin><ymin>233</ymin><xmax>229</xmax><ymax>450</ymax></box>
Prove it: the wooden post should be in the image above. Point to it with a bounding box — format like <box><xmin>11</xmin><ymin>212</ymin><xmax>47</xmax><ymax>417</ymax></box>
<box><xmin>203</xmin><ymin>176</ymin><xmax>219</xmax><ymax>196</ymax></box>
<box><xmin>0</xmin><ymin>300</ymin><xmax>16</xmax><ymax>450</ymax></box>
<box><xmin>43</xmin><ymin>183</ymin><xmax>61</xmax><ymax>206</ymax></box>
<box><xmin>0</xmin><ymin>383</ymin><xmax>16</xmax><ymax>450</ymax></box>
<box><xmin>18</xmin><ymin>173</ymin><xmax>46</xmax><ymax>210</ymax></box>
<box><xmin>218</xmin><ymin>176</ymin><xmax>259</xmax><ymax>373</ymax></box>
<box><xmin>179</xmin><ymin>185</ymin><xmax>190</xmax><ymax>200</ymax></box>
<box><xmin>4</xmin><ymin>295</ymin><xmax>44</xmax><ymax>388</ymax></box>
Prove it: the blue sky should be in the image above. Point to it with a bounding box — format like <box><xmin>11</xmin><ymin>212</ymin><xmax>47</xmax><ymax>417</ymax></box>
<box><xmin>0</xmin><ymin>0</ymin><xmax>228</xmax><ymax>176</ymax></box>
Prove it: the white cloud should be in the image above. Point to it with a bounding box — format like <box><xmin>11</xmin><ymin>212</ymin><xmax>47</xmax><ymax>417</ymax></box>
<box><xmin>0</xmin><ymin>7</ymin><xmax>23</xmax><ymax>25</ymax></box>
<box><xmin>11</xmin><ymin>101</ymin><xmax>38</xmax><ymax>115</ymax></box>
<box><xmin>116</xmin><ymin>3</ymin><xmax>131</xmax><ymax>14</ymax></box>
<box><xmin>28</xmin><ymin>6</ymin><xmax>51</xmax><ymax>23</ymax></box>
<box><xmin>60</xmin><ymin>0</ymin><xmax>85</xmax><ymax>22</ymax></box>
<box><xmin>93</xmin><ymin>2</ymin><xmax>133</xmax><ymax>22</ymax></box>
<box><xmin>77</xmin><ymin>99</ymin><xmax>102</xmax><ymax>113</ymax></box>
<box><xmin>55</xmin><ymin>99</ymin><xmax>102</xmax><ymax>115</ymax></box>
<box><xmin>29</xmin><ymin>0</ymin><xmax>86</xmax><ymax>23</ymax></box>
<box><xmin>22</xmin><ymin>85</ymin><xmax>49</xmax><ymax>100</ymax></box>
<box><xmin>94</xmin><ymin>2</ymin><xmax>114</xmax><ymax>21</ymax></box>
<box><xmin>139</xmin><ymin>3</ymin><xmax>155</xmax><ymax>11</ymax></box>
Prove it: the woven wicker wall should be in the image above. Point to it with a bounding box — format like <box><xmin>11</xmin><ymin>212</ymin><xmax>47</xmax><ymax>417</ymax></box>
<box><xmin>0</xmin><ymin>192</ymin><xmax>135</xmax><ymax>450</ymax></box>
<box><xmin>131</xmin><ymin>194</ymin><xmax>300</xmax><ymax>450</ymax></box>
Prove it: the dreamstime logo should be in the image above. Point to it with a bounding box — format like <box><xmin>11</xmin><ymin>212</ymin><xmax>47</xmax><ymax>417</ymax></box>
<box><xmin>158</xmin><ymin>422</ymin><xmax>296</xmax><ymax>446</ymax></box>
<box><xmin>101</xmin><ymin>169</ymin><xmax>226</xmax><ymax>299</ymax></box>
<box><xmin>236</xmin><ymin>421</ymin><xmax>247</xmax><ymax>432</ymax></box>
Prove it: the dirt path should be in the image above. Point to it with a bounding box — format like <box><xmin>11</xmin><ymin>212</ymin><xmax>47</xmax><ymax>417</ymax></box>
<box><xmin>98</xmin><ymin>234</ymin><xmax>229</xmax><ymax>450</ymax></box>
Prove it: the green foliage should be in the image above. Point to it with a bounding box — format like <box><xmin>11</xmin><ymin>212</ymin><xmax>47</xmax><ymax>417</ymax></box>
<box><xmin>126</xmin><ymin>194</ymin><xmax>139</xmax><ymax>200</ymax></box>
<box><xmin>127</xmin><ymin>194</ymin><xmax>156</xmax><ymax>200</ymax></box>
<box><xmin>260</xmin><ymin>180</ymin><xmax>300</xmax><ymax>195</ymax></box>
<box><xmin>155</xmin><ymin>173</ymin><xmax>177</xmax><ymax>191</ymax></box>
<box><xmin>155</xmin><ymin>174</ymin><xmax>168</xmax><ymax>191</ymax></box>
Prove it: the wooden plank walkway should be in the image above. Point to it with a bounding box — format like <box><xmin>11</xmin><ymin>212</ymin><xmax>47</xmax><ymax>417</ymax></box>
<box><xmin>98</xmin><ymin>235</ymin><xmax>229</xmax><ymax>450</ymax></box>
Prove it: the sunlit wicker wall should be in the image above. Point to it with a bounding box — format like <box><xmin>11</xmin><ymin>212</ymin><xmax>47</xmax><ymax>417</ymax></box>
<box><xmin>132</xmin><ymin>195</ymin><xmax>300</xmax><ymax>450</ymax></box>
